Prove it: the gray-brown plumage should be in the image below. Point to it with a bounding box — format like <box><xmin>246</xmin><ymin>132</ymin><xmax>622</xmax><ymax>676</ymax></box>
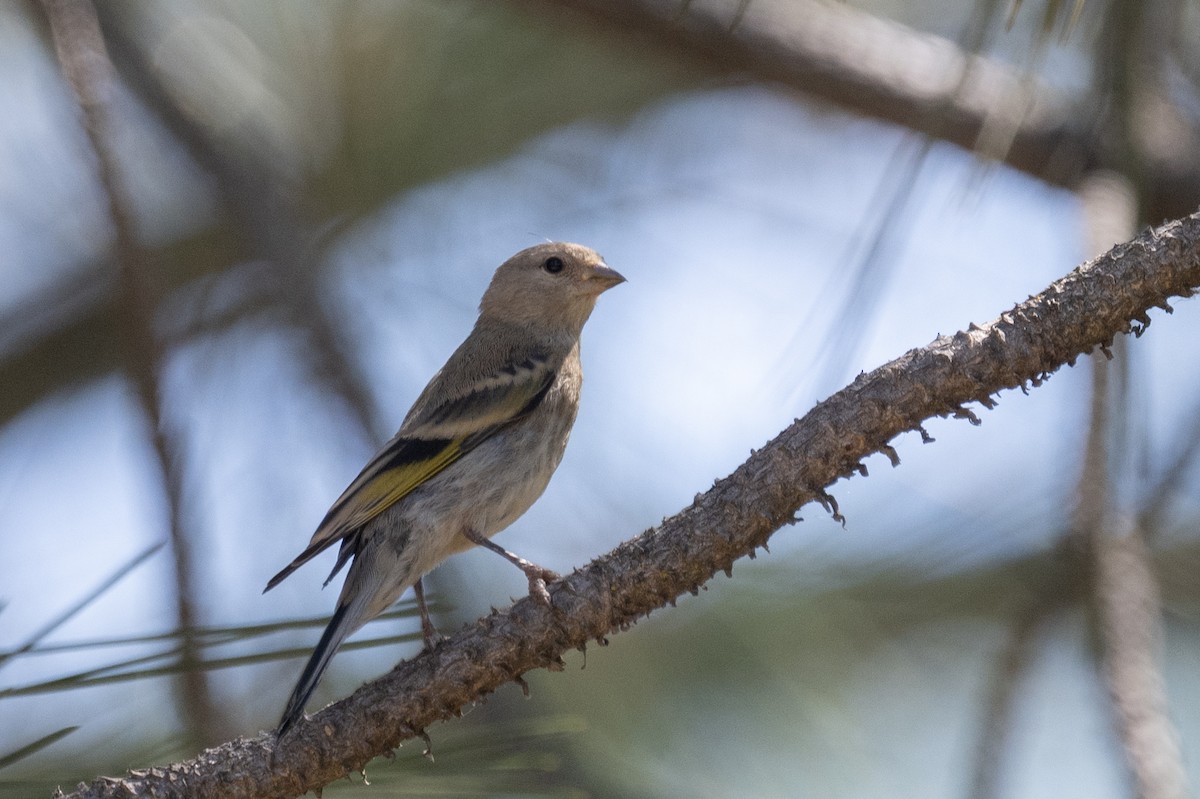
<box><xmin>265</xmin><ymin>242</ymin><xmax>624</xmax><ymax>737</ymax></box>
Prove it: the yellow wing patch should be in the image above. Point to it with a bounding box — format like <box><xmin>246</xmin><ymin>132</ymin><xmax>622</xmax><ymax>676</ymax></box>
<box><xmin>338</xmin><ymin>438</ymin><xmax>464</xmax><ymax>530</ymax></box>
<box><xmin>264</xmin><ymin>434</ymin><xmax>471</xmax><ymax>592</ymax></box>
<box><xmin>314</xmin><ymin>435</ymin><xmax>466</xmax><ymax>547</ymax></box>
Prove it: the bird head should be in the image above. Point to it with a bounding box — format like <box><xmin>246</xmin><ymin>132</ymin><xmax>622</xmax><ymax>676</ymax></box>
<box><xmin>479</xmin><ymin>242</ymin><xmax>626</xmax><ymax>336</ymax></box>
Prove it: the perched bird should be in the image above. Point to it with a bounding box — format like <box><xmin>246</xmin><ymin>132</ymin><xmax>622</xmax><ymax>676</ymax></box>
<box><xmin>265</xmin><ymin>242</ymin><xmax>624</xmax><ymax>737</ymax></box>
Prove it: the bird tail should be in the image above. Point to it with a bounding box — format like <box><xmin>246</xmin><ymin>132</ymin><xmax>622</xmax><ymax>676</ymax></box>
<box><xmin>275</xmin><ymin>534</ymin><xmax>419</xmax><ymax>738</ymax></box>
<box><xmin>277</xmin><ymin>599</ymin><xmax>360</xmax><ymax>738</ymax></box>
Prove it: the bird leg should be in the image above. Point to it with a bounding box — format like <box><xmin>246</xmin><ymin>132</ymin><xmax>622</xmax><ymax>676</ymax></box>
<box><xmin>461</xmin><ymin>528</ymin><xmax>559</xmax><ymax>604</ymax></box>
<box><xmin>412</xmin><ymin>577</ymin><xmax>441</xmax><ymax>650</ymax></box>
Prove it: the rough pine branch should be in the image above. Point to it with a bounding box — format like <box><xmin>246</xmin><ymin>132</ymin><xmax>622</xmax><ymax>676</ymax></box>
<box><xmin>58</xmin><ymin>211</ymin><xmax>1200</xmax><ymax>798</ymax></box>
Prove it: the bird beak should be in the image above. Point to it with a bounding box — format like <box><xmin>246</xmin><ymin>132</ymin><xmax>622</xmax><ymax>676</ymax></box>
<box><xmin>589</xmin><ymin>264</ymin><xmax>626</xmax><ymax>290</ymax></box>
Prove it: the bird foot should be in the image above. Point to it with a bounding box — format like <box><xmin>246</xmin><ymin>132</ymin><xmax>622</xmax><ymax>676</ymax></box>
<box><xmin>460</xmin><ymin>528</ymin><xmax>559</xmax><ymax>605</ymax></box>
<box><xmin>413</xmin><ymin>577</ymin><xmax>443</xmax><ymax>652</ymax></box>
<box><xmin>522</xmin><ymin>564</ymin><xmax>560</xmax><ymax>605</ymax></box>
<box><xmin>420</xmin><ymin>622</ymin><xmax>445</xmax><ymax>653</ymax></box>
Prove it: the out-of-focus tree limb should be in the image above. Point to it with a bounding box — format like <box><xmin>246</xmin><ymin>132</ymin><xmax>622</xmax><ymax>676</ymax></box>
<box><xmin>1094</xmin><ymin>518</ymin><xmax>1190</xmax><ymax>799</ymax></box>
<box><xmin>0</xmin><ymin>227</ymin><xmax>243</xmax><ymax>426</ymax></box>
<box><xmin>1075</xmin><ymin>170</ymin><xmax>1189</xmax><ymax>799</ymax></box>
<box><xmin>55</xmin><ymin>204</ymin><xmax>1200</xmax><ymax>798</ymax></box>
<box><xmin>15</xmin><ymin>1</ymin><xmax>697</xmax><ymax>444</ymax></box>
<box><xmin>90</xmin><ymin>3</ymin><xmax>387</xmax><ymax>445</ymax></box>
<box><xmin>40</xmin><ymin>0</ymin><xmax>225</xmax><ymax>746</ymax></box>
<box><xmin>524</xmin><ymin>0</ymin><xmax>1200</xmax><ymax>223</ymax></box>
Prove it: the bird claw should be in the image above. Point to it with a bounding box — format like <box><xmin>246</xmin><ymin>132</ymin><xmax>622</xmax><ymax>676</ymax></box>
<box><xmin>523</xmin><ymin>565</ymin><xmax>559</xmax><ymax>605</ymax></box>
<box><xmin>420</xmin><ymin>628</ymin><xmax>446</xmax><ymax>653</ymax></box>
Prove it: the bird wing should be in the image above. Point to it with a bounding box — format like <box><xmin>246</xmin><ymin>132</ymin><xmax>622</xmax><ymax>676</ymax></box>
<box><xmin>264</xmin><ymin>350</ymin><xmax>556</xmax><ymax>592</ymax></box>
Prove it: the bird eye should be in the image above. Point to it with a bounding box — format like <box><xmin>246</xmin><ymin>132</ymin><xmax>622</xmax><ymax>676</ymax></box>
<box><xmin>543</xmin><ymin>256</ymin><xmax>564</xmax><ymax>274</ymax></box>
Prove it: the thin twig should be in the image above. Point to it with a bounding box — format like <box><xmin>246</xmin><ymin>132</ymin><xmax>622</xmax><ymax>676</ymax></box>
<box><xmin>0</xmin><ymin>541</ymin><xmax>164</xmax><ymax>672</ymax></box>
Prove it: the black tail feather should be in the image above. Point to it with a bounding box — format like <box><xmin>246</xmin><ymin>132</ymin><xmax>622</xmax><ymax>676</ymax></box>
<box><xmin>277</xmin><ymin>601</ymin><xmax>355</xmax><ymax>737</ymax></box>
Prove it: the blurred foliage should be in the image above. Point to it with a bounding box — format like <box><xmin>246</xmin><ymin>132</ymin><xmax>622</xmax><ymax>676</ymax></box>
<box><xmin>1</xmin><ymin>0</ymin><xmax>1200</xmax><ymax>797</ymax></box>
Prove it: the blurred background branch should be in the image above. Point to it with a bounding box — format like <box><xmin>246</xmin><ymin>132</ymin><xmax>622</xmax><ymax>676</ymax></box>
<box><xmin>39</xmin><ymin>0</ymin><xmax>221</xmax><ymax>747</ymax></box>
<box><xmin>92</xmin><ymin>1</ymin><xmax>387</xmax><ymax>446</ymax></box>
<box><xmin>1076</xmin><ymin>168</ymin><xmax>1187</xmax><ymax>799</ymax></box>
<box><xmin>2</xmin><ymin>0</ymin><xmax>1199</xmax><ymax>797</ymax></box>
<box><xmin>532</xmin><ymin>0</ymin><xmax>1200</xmax><ymax>222</ymax></box>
